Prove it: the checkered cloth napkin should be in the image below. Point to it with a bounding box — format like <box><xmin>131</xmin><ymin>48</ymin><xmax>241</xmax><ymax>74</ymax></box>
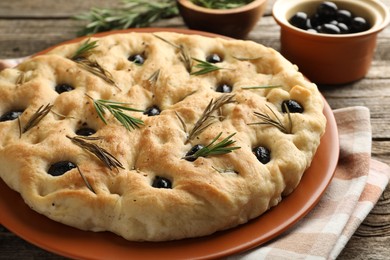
<box><xmin>1</xmin><ymin>58</ymin><xmax>389</xmax><ymax>259</ymax></box>
<box><xmin>231</xmin><ymin>106</ymin><xmax>390</xmax><ymax>259</ymax></box>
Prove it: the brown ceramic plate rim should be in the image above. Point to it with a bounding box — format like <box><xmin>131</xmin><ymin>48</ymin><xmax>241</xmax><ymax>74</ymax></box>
<box><xmin>0</xmin><ymin>28</ymin><xmax>339</xmax><ymax>260</ymax></box>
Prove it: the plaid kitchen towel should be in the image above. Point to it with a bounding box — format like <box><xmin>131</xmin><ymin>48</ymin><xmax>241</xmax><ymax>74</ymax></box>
<box><xmin>231</xmin><ymin>106</ymin><xmax>390</xmax><ymax>259</ymax></box>
<box><xmin>1</xmin><ymin>59</ymin><xmax>389</xmax><ymax>260</ymax></box>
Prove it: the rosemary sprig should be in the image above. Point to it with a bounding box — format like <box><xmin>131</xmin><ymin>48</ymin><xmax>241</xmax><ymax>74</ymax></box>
<box><xmin>50</xmin><ymin>110</ymin><xmax>76</xmax><ymax>120</ymax></box>
<box><xmin>16</xmin><ymin>72</ymin><xmax>26</xmax><ymax>86</ymax></box>
<box><xmin>21</xmin><ymin>104</ymin><xmax>53</xmax><ymax>134</ymax></box>
<box><xmin>188</xmin><ymin>94</ymin><xmax>235</xmax><ymax>141</ymax></box>
<box><xmin>175</xmin><ymin>111</ymin><xmax>187</xmax><ymax>133</ymax></box>
<box><xmin>249</xmin><ymin>104</ymin><xmax>292</xmax><ymax>134</ymax></box>
<box><xmin>241</xmin><ymin>85</ymin><xmax>282</xmax><ymax>90</ymax></box>
<box><xmin>86</xmin><ymin>94</ymin><xmax>144</xmax><ymax>131</ymax></box>
<box><xmin>153</xmin><ymin>34</ymin><xmax>192</xmax><ymax>73</ymax></box>
<box><xmin>191</xmin><ymin>0</ymin><xmax>253</xmax><ymax>9</ymax></box>
<box><xmin>67</xmin><ymin>135</ymin><xmax>124</xmax><ymax>171</ymax></box>
<box><xmin>71</xmin><ymin>38</ymin><xmax>98</xmax><ymax>60</ymax></box>
<box><xmin>232</xmin><ymin>56</ymin><xmax>262</xmax><ymax>61</ymax></box>
<box><xmin>76</xmin><ymin>166</ymin><xmax>96</xmax><ymax>194</ymax></box>
<box><xmin>76</xmin><ymin>59</ymin><xmax>119</xmax><ymax>88</ymax></box>
<box><xmin>182</xmin><ymin>132</ymin><xmax>240</xmax><ymax>161</ymax></box>
<box><xmin>74</xmin><ymin>0</ymin><xmax>179</xmax><ymax>36</ymax></box>
<box><xmin>70</xmin><ymin>39</ymin><xmax>119</xmax><ymax>89</ymax></box>
<box><xmin>190</xmin><ymin>58</ymin><xmax>227</xmax><ymax>76</ymax></box>
<box><xmin>211</xmin><ymin>166</ymin><xmax>238</xmax><ymax>174</ymax></box>
<box><xmin>147</xmin><ymin>69</ymin><xmax>161</xmax><ymax>85</ymax></box>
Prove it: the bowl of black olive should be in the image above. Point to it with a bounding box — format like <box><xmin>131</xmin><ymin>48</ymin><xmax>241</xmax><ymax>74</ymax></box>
<box><xmin>273</xmin><ymin>0</ymin><xmax>390</xmax><ymax>84</ymax></box>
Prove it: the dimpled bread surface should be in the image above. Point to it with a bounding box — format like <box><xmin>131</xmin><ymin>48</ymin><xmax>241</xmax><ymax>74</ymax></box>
<box><xmin>0</xmin><ymin>32</ymin><xmax>326</xmax><ymax>241</ymax></box>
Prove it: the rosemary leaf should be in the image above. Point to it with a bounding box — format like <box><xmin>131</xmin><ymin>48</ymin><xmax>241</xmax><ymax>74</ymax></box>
<box><xmin>241</xmin><ymin>85</ymin><xmax>282</xmax><ymax>90</ymax></box>
<box><xmin>249</xmin><ymin>104</ymin><xmax>292</xmax><ymax>134</ymax></box>
<box><xmin>16</xmin><ymin>72</ymin><xmax>26</xmax><ymax>86</ymax></box>
<box><xmin>148</xmin><ymin>69</ymin><xmax>161</xmax><ymax>85</ymax></box>
<box><xmin>50</xmin><ymin>110</ymin><xmax>76</xmax><ymax>120</ymax></box>
<box><xmin>76</xmin><ymin>166</ymin><xmax>96</xmax><ymax>193</ymax></box>
<box><xmin>191</xmin><ymin>0</ymin><xmax>253</xmax><ymax>9</ymax></box>
<box><xmin>188</xmin><ymin>94</ymin><xmax>235</xmax><ymax>141</ymax></box>
<box><xmin>22</xmin><ymin>104</ymin><xmax>53</xmax><ymax>133</ymax></box>
<box><xmin>71</xmin><ymin>38</ymin><xmax>98</xmax><ymax>60</ymax></box>
<box><xmin>232</xmin><ymin>56</ymin><xmax>262</xmax><ymax>61</ymax></box>
<box><xmin>182</xmin><ymin>132</ymin><xmax>240</xmax><ymax>161</ymax></box>
<box><xmin>70</xmin><ymin>39</ymin><xmax>120</xmax><ymax>89</ymax></box>
<box><xmin>75</xmin><ymin>58</ymin><xmax>120</xmax><ymax>89</ymax></box>
<box><xmin>190</xmin><ymin>58</ymin><xmax>226</xmax><ymax>76</ymax></box>
<box><xmin>67</xmin><ymin>135</ymin><xmax>124</xmax><ymax>171</ymax></box>
<box><xmin>153</xmin><ymin>34</ymin><xmax>192</xmax><ymax>73</ymax></box>
<box><xmin>175</xmin><ymin>111</ymin><xmax>187</xmax><ymax>133</ymax></box>
<box><xmin>87</xmin><ymin>94</ymin><xmax>144</xmax><ymax>131</ymax></box>
<box><xmin>74</xmin><ymin>0</ymin><xmax>179</xmax><ymax>36</ymax></box>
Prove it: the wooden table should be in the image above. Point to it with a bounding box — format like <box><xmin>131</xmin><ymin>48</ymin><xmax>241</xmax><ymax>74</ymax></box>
<box><xmin>0</xmin><ymin>0</ymin><xmax>389</xmax><ymax>259</ymax></box>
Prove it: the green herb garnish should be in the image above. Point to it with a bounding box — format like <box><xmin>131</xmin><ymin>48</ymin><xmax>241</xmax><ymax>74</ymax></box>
<box><xmin>153</xmin><ymin>34</ymin><xmax>192</xmax><ymax>73</ymax></box>
<box><xmin>87</xmin><ymin>94</ymin><xmax>144</xmax><ymax>131</ymax></box>
<box><xmin>190</xmin><ymin>58</ymin><xmax>227</xmax><ymax>76</ymax></box>
<box><xmin>188</xmin><ymin>94</ymin><xmax>235</xmax><ymax>141</ymax></box>
<box><xmin>232</xmin><ymin>56</ymin><xmax>262</xmax><ymax>61</ymax></box>
<box><xmin>148</xmin><ymin>69</ymin><xmax>161</xmax><ymax>85</ymax></box>
<box><xmin>76</xmin><ymin>166</ymin><xmax>96</xmax><ymax>193</ymax></box>
<box><xmin>191</xmin><ymin>0</ymin><xmax>253</xmax><ymax>9</ymax></box>
<box><xmin>21</xmin><ymin>104</ymin><xmax>53</xmax><ymax>134</ymax></box>
<box><xmin>16</xmin><ymin>72</ymin><xmax>26</xmax><ymax>86</ymax></box>
<box><xmin>70</xmin><ymin>39</ymin><xmax>119</xmax><ymax>90</ymax></box>
<box><xmin>74</xmin><ymin>0</ymin><xmax>179</xmax><ymax>36</ymax></box>
<box><xmin>67</xmin><ymin>135</ymin><xmax>124</xmax><ymax>171</ymax></box>
<box><xmin>249</xmin><ymin>104</ymin><xmax>292</xmax><ymax>134</ymax></box>
<box><xmin>71</xmin><ymin>38</ymin><xmax>98</xmax><ymax>60</ymax></box>
<box><xmin>182</xmin><ymin>132</ymin><xmax>240</xmax><ymax>161</ymax></box>
<box><xmin>241</xmin><ymin>85</ymin><xmax>282</xmax><ymax>90</ymax></box>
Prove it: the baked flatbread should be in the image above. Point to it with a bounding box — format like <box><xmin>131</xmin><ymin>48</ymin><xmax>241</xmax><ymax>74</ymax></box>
<box><xmin>0</xmin><ymin>32</ymin><xmax>326</xmax><ymax>241</ymax></box>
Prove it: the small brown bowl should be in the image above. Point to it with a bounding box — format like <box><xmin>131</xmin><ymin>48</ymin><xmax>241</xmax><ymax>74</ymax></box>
<box><xmin>273</xmin><ymin>0</ymin><xmax>390</xmax><ymax>85</ymax></box>
<box><xmin>177</xmin><ymin>0</ymin><xmax>268</xmax><ymax>39</ymax></box>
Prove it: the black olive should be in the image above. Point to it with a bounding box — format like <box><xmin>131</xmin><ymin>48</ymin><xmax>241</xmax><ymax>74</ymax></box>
<box><xmin>319</xmin><ymin>23</ymin><xmax>341</xmax><ymax>34</ymax></box>
<box><xmin>337</xmin><ymin>23</ymin><xmax>350</xmax><ymax>34</ymax></box>
<box><xmin>252</xmin><ymin>146</ymin><xmax>271</xmax><ymax>164</ymax></box>
<box><xmin>185</xmin><ymin>144</ymin><xmax>204</xmax><ymax>162</ymax></box>
<box><xmin>76</xmin><ymin>127</ymin><xmax>96</xmax><ymax>136</ymax></box>
<box><xmin>143</xmin><ymin>106</ymin><xmax>160</xmax><ymax>116</ymax></box>
<box><xmin>216</xmin><ymin>83</ymin><xmax>233</xmax><ymax>93</ymax></box>
<box><xmin>48</xmin><ymin>161</ymin><xmax>77</xmax><ymax>176</ymax></box>
<box><xmin>152</xmin><ymin>176</ymin><xmax>172</xmax><ymax>189</ymax></box>
<box><xmin>350</xmin><ymin>17</ymin><xmax>370</xmax><ymax>33</ymax></box>
<box><xmin>309</xmin><ymin>13</ymin><xmax>322</xmax><ymax>28</ymax></box>
<box><xmin>317</xmin><ymin>1</ymin><xmax>338</xmax><ymax>20</ymax></box>
<box><xmin>336</xmin><ymin>9</ymin><xmax>353</xmax><ymax>25</ymax></box>
<box><xmin>128</xmin><ymin>54</ymin><xmax>145</xmax><ymax>65</ymax></box>
<box><xmin>55</xmin><ymin>83</ymin><xmax>74</xmax><ymax>94</ymax></box>
<box><xmin>307</xmin><ymin>28</ymin><xmax>318</xmax><ymax>34</ymax></box>
<box><xmin>0</xmin><ymin>110</ymin><xmax>23</xmax><ymax>122</ymax></box>
<box><xmin>282</xmin><ymin>100</ymin><xmax>304</xmax><ymax>113</ymax></box>
<box><xmin>206</xmin><ymin>54</ymin><xmax>222</xmax><ymax>63</ymax></box>
<box><xmin>290</xmin><ymin>2</ymin><xmax>370</xmax><ymax>35</ymax></box>
<box><xmin>289</xmin><ymin>12</ymin><xmax>309</xmax><ymax>30</ymax></box>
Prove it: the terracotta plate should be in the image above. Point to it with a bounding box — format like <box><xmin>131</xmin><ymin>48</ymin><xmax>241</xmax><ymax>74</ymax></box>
<box><xmin>0</xmin><ymin>28</ymin><xmax>339</xmax><ymax>260</ymax></box>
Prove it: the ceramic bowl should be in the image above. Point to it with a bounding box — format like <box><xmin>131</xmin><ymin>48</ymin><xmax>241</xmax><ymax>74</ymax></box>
<box><xmin>273</xmin><ymin>0</ymin><xmax>390</xmax><ymax>85</ymax></box>
<box><xmin>177</xmin><ymin>0</ymin><xmax>268</xmax><ymax>39</ymax></box>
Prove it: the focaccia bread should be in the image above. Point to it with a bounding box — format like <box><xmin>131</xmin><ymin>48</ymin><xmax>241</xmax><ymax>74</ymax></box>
<box><xmin>0</xmin><ymin>32</ymin><xmax>326</xmax><ymax>241</ymax></box>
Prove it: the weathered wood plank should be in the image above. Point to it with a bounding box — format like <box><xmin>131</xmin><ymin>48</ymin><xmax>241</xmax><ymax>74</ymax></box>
<box><xmin>0</xmin><ymin>0</ymin><xmax>121</xmax><ymax>18</ymax></box>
